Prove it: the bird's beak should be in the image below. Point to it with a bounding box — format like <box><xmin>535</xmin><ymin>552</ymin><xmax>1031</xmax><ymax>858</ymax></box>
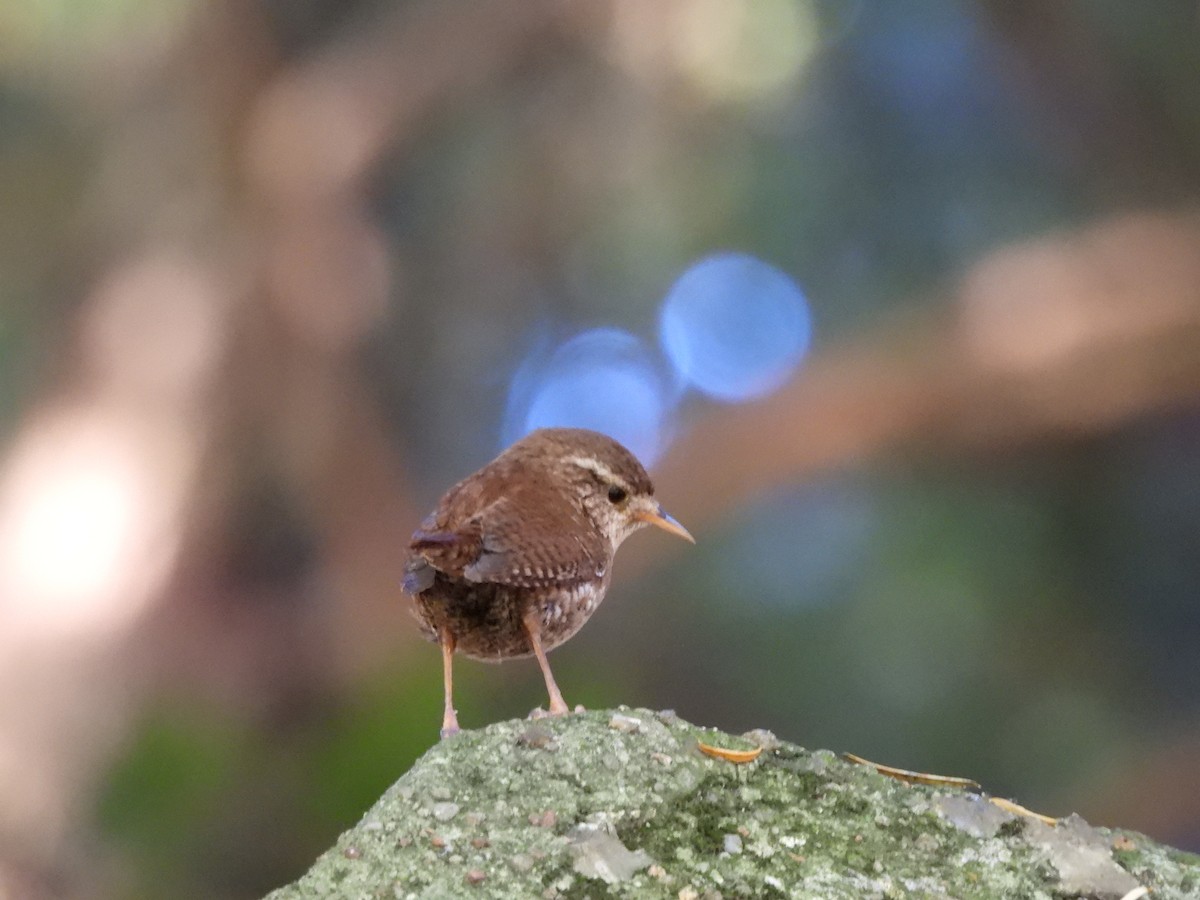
<box><xmin>636</xmin><ymin>503</ymin><xmax>695</xmax><ymax>543</ymax></box>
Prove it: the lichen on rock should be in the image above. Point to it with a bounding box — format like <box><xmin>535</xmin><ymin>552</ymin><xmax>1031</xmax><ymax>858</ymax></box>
<box><xmin>264</xmin><ymin>708</ymin><xmax>1199</xmax><ymax>899</ymax></box>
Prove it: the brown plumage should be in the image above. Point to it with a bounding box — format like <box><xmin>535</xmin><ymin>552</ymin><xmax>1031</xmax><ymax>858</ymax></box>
<box><xmin>402</xmin><ymin>427</ymin><xmax>693</xmax><ymax>738</ymax></box>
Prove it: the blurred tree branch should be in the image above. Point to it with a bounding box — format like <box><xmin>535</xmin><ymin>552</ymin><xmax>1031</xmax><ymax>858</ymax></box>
<box><xmin>626</xmin><ymin>211</ymin><xmax>1200</xmax><ymax>576</ymax></box>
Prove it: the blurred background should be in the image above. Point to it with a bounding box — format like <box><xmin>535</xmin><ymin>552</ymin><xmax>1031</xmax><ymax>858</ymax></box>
<box><xmin>3</xmin><ymin>0</ymin><xmax>1200</xmax><ymax>896</ymax></box>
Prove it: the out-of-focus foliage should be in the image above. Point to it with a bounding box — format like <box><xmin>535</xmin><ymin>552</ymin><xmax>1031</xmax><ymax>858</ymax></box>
<box><xmin>2</xmin><ymin>1</ymin><xmax>1200</xmax><ymax>898</ymax></box>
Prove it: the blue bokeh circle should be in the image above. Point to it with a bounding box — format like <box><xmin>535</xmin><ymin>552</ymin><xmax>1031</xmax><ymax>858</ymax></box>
<box><xmin>502</xmin><ymin>328</ymin><xmax>672</xmax><ymax>464</ymax></box>
<box><xmin>659</xmin><ymin>252</ymin><xmax>811</xmax><ymax>402</ymax></box>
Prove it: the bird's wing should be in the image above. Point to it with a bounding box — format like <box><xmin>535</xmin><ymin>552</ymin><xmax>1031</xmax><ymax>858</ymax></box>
<box><xmin>402</xmin><ymin>511</ymin><xmax>481</xmax><ymax>594</ymax></box>
<box><xmin>407</xmin><ymin>485</ymin><xmax>607</xmax><ymax>589</ymax></box>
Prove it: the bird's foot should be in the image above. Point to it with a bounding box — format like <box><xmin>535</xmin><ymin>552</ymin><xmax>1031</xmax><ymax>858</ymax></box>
<box><xmin>440</xmin><ymin>725</ymin><xmax>461</xmax><ymax>740</ymax></box>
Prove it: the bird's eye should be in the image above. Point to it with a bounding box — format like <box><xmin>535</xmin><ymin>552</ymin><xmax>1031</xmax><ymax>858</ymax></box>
<box><xmin>607</xmin><ymin>485</ymin><xmax>628</xmax><ymax>504</ymax></box>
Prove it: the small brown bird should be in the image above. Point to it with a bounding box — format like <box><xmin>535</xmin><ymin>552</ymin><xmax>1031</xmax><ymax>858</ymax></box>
<box><xmin>403</xmin><ymin>427</ymin><xmax>694</xmax><ymax>738</ymax></box>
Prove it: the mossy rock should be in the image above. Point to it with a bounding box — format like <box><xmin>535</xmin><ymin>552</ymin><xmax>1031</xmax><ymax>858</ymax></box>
<box><xmin>265</xmin><ymin>708</ymin><xmax>1198</xmax><ymax>899</ymax></box>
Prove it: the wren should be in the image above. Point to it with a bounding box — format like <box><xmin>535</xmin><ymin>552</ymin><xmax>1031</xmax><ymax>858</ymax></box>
<box><xmin>402</xmin><ymin>427</ymin><xmax>693</xmax><ymax>738</ymax></box>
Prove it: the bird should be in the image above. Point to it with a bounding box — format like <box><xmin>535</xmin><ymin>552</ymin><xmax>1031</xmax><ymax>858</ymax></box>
<box><xmin>402</xmin><ymin>427</ymin><xmax>694</xmax><ymax>738</ymax></box>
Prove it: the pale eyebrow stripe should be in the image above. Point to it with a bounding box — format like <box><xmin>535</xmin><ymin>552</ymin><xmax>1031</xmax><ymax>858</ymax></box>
<box><xmin>566</xmin><ymin>456</ymin><xmax>630</xmax><ymax>490</ymax></box>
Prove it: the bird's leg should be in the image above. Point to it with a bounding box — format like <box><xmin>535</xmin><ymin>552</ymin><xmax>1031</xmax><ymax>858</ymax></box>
<box><xmin>440</xmin><ymin>629</ymin><xmax>460</xmax><ymax>739</ymax></box>
<box><xmin>522</xmin><ymin>610</ymin><xmax>569</xmax><ymax>715</ymax></box>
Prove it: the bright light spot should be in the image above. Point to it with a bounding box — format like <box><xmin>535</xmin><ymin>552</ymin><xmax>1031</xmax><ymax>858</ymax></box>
<box><xmin>671</xmin><ymin>0</ymin><xmax>819</xmax><ymax>103</ymax></box>
<box><xmin>11</xmin><ymin>456</ymin><xmax>132</xmax><ymax>600</ymax></box>
<box><xmin>0</xmin><ymin>408</ymin><xmax>186</xmax><ymax>643</ymax></box>
<box><xmin>503</xmin><ymin>328</ymin><xmax>672</xmax><ymax>465</ymax></box>
<box><xmin>660</xmin><ymin>252</ymin><xmax>811</xmax><ymax>402</ymax></box>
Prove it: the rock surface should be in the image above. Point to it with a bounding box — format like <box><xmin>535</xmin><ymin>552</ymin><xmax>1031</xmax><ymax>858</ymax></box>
<box><xmin>265</xmin><ymin>708</ymin><xmax>1199</xmax><ymax>899</ymax></box>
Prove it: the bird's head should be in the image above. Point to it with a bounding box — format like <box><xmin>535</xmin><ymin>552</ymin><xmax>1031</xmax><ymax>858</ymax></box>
<box><xmin>511</xmin><ymin>427</ymin><xmax>694</xmax><ymax>551</ymax></box>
